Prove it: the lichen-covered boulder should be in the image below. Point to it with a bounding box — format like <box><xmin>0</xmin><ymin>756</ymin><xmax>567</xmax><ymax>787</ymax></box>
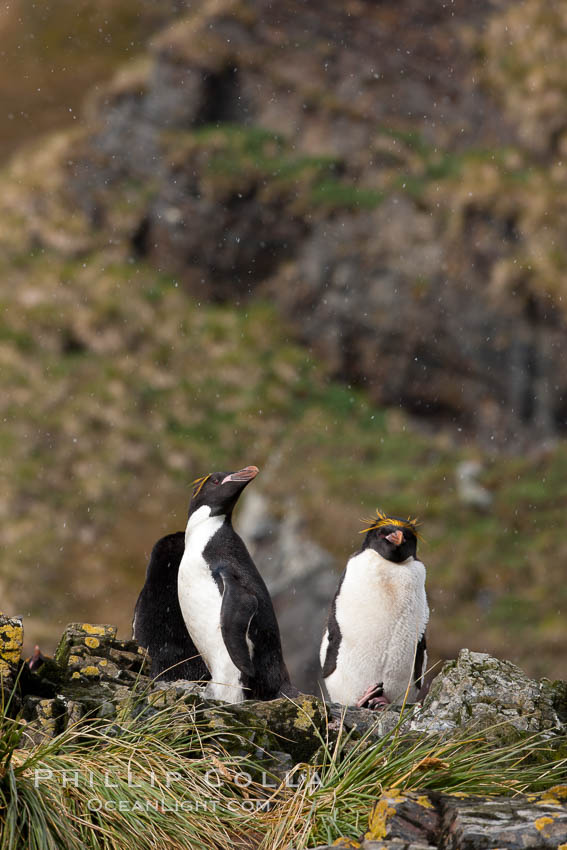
<box><xmin>55</xmin><ymin>622</ymin><xmax>149</xmax><ymax>681</ymax></box>
<box><xmin>0</xmin><ymin>613</ymin><xmax>24</xmax><ymax>713</ymax></box>
<box><xmin>441</xmin><ymin>785</ymin><xmax>567</xmax><ymax>849</ymax></box>
<box><xmin>541</xmin><ymin>678</ymin><xmax>567</xmax><ymax>726</ymax></box>
<box><xmin>21</xmin><ymin>621</ymin><xmax>328</xmax><ymax>765</ymax></box>
<box><xmin>239</xmin><ymin>695</ymin><xmax>327</xmax><ymax>763</ymax></box>
<box><xmin>19</xmin><ymin>622</ymin><xmax>152</xmax><ymax>744</ymax></box>
<box><xmin>312</xmin><ymin>786</ymin><xmax>567</xmax><ymax>850</ymax></box>
<box><xmin>328</xmin><ymin>703</ymin><xmax>402</xmax><ymax>743</ymax></box>
<box><xmin>22</xmin><ymin>696</ymin><xmax>70</xmax><ymax>745</ymax></box>
<box><xmin>184</xmin><ymin>694</ymin><xmax>327</xmax><ymax>769</ymax></box>
<box><xmin>364</xmin><ymin>789</ymin><xmax>440</xmax><ymax>846</ymax></box>
<box><xmin>0</xmin><ymin>613</ymin><xmax>24</xmax><ymax>680</ymax></box>
<box><xmin>411</xmin><ymin>649</ymin><xmax>564</xmax><ymax>741</ymax></box>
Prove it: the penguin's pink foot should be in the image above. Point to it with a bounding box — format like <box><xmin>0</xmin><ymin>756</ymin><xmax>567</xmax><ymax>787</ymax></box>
<box><xmin>356</xmin><ymin>681</ymin><xmax>390</xmax><ymax>710</ymax></box>
<box><xmin>366</xmin><ymin>695</ymin><xmax>390</xmax><ymax>710</ymax></box>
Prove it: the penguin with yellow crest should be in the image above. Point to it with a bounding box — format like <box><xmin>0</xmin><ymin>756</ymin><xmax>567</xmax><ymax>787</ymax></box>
<box><xmin>320</xmin><ymin>510</ymin><xmax>428</xmax><ymax>709</ymax></box>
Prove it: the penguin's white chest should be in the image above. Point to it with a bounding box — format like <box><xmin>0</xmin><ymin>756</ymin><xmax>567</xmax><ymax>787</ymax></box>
<box><xmin>323</xmin><ymin>550</ymin><xmax>428</xmax><ymax>705</ymax></box>
<box><xmin>177</xmin><ymin>507</ymin><xmax>243</xmax><ymax>701</ymax></box>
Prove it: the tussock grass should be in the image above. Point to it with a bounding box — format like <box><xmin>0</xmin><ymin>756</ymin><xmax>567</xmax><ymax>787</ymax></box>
<box><xmin>256</xmin><ymin>703</ymin><xmax>567</xmax><ymax>848</ymax></box>
<box><xmin>0</xmin><ymin>696</ymin><xmax>269</xmax><ymax>850</ymax></box>
<box><xmin>1</xmin><ymin>693</ymin><xmax>565</xmax><ymax>850</ymax></box>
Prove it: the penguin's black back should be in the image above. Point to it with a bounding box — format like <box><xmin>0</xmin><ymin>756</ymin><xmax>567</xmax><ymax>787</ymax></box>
<box><xmin>204</xmin><ymin>522</ymin><xmax>291</xmax><ymax>700</ymax></box>
<box><xmin>134</xmin><ymin>532</ymin><xmax>210</xmax><ymax>683</ymax></box>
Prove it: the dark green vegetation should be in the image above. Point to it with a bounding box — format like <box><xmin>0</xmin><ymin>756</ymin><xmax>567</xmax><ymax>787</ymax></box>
<box><xmin>164</xmin><ymin>124</ymin><xmax>375</xmax><ymax>213</ymax></box>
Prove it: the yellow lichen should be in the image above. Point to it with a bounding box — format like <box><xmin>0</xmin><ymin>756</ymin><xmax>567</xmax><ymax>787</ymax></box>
<box><xmin>0</xmin><ymin>622</ymin><xmax>24</xmax><ymax>662</ymax></box>
<box><xmin>80</xmin><ymin>666</ymin><xmax>100</xmax><ymax>677</ymax></box>
<box><xmin>292</xmin><ymin>698</ymin><xmax>318</xmax><ymax>731</ymax></box>
<box><xmin>539</xmin><ymin>785</ymin><xmax>567</xmax><ymax>806</ymax></box>
<box><xmin>365</xmin><ymin>796</ymin><xmax>399</xmax><ymax>841</ymax></box>
<box><xmin>98</xmin><ymin>659</ymin><xmax>107</xmax><ymax>666</ymax></box>
<box><xmin>71</xmin><ymin>671</ymin><xmax>80</xmax><ymax>679</ymax></box>
<box><xmin>81</xmin><ymin>624</ymin><xmax>108</xmax><ymax>636</ymax></box>
<box><xmin>534</xmin><ymin>815</ymin><xmax>556</xmax><ymax>834</ymax></box>
<box><xmin>0</xmin><ymin>620</ymin><xmax>24</xmax><ymax>674</ymax></box>
<box><xmin>417</xmin><ymin>795</ymin><xmax>434</xmax><ymax>809</ymax></box>
<box><xmin>69</xmin><ymin>655</ymin><xmax>81</xmax><ymax>664</ymax></box>
<box><xmin>383</xmin><ymin>788</ymin><xmax>405</xmax><ymax>802</ymax></box>
<box><xmin>85</xmin><ymin>637</ymin><xmax>100</xmax><ymax>649</ymax></box>
<box><xmin>331</xmin><ymin>840</ymin><xmax>361</xmax><ymax>848</ymax></box>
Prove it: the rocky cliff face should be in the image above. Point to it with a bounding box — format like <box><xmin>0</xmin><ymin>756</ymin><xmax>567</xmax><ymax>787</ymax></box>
<box><xmin>8</xmin><ymin>0</ymin><xmax>567</xmax><ymax>445</ymax></box>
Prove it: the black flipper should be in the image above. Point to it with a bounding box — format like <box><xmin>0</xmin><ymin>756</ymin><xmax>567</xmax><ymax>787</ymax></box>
<box><xmin>216</xmin><ymin>565</ymin><xmax>258</xmax><ymax>678</ymax></box>
<box><xmin>413</xmin><ymin>632</ymin><xmax>427</xmax><ymax>692</ymax></box>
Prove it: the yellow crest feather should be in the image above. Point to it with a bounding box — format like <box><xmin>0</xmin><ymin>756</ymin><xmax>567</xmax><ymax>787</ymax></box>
<box><xmin>191</xmin><ymin>473</ymin><xmax>211</xmax><ymax>498</ymax></box>
<box><xmin>359</xmin><ymin>509</ymin><xmax>421</xmax><ymax>538</ymax></box>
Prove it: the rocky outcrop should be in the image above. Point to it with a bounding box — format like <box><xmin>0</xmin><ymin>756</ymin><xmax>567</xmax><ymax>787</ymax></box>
<box><xmin>21</xmin><ymin>622</ymin><xmax>151</xmax><ymax>745</ymax></box>
<box><xmin>316</xmin><ymin>786</ymin><xmax>567</xmax><ymax>850</ymax></box>
<box><xmin>2</xmin><ymin>615</ymin><xmax>566</xmax><ymax>847</ymax></box>
<box><xmin>4</xmin><ymin>616</ymin><xmax>564</xmax><ymax>753</ymax></box>
<box><xmin>0</xmin><ymin>614</ymin><xmax>24</xmax><ymax>712</ymax></box>
<box><xmin>412</xmin><ymin>649</ymin><xmax>565</xmax><ymax>742</ymax></box>
<box><xmin>263</xmin><ymin>198</ymin><xmax>565</xmax><ymax>443</ymax></box>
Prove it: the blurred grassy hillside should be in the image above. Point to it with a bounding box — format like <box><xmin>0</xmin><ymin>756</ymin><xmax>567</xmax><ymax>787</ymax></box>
<box><xmin>0</xmin><ymin>0</ymin><xmax>566</xmax><ymax>682</ymax></box>
<box><xmin>0</xmin><ymin>0</ymin><xmax>180</xmax><ymax>163</ymax></box>
<box><xmin>0</xmin><ymin>221</ymin><xmax>565</xmax><ymax>679</ymax></box>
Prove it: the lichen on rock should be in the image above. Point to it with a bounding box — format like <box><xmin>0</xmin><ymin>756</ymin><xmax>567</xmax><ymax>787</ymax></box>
<box><xmin>0</xmin><ymin>614</ymin><xmax>24</xmax><ymax>678</ymax></box>
<box><xmin>314</xmin><ymin>787</ymin><xmax>567</xmax><ymax>850</ymax></box>
<box><xmin>2</xmin><ymin>615</ymin><xmax>566</xmax><ymax>794</ymax></box>
<box><xmin>411</xmin><ymin>648</ymin><xmax>564</xmax><ymax>742</ymax></box>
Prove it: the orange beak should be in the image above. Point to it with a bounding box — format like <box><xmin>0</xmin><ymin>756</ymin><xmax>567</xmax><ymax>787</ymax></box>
<box><xmin>386</xmin><ymin>530</ymin><xmax>404</xmax><ymax>546</ymax></box>
<box><xmin>221</xmin><ymin>466</ymin><xmax>259</xmax><ymax>484</ymax></box>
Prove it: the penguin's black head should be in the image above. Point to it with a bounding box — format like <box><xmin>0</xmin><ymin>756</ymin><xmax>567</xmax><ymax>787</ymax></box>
<box><xmin>360</xmin><ymin>510</ymin><xmax>420</xmax><ymax>563</ymax></box>
<box><xmin>188</xmin><ymin>465</ymin><xmax>259</xmax><ymax>519</ymax></box>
